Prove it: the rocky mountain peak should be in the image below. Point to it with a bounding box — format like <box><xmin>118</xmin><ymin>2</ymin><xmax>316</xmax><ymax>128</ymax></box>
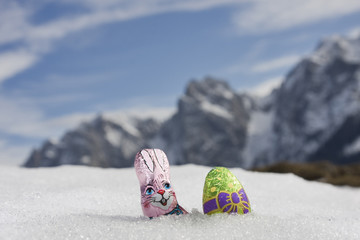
<box><xmin>153</xmin><ymin>78</ymin><xmax>250</xmax><ymax>167</ymax></box>
<box><xmin>24</xmin><ymin>113</ymin><xmax>161</xmax><ymax>168</ymax></box>
<box><xmin>184</xmin><ymin>77</ymin><xmax>234</xmax><ymax>103</ymax></box>
<box><xmin>311</xmin><ymin>34</ymin><xmax>360</xmax><ymax>65</ymax></box>
<box><xmin>179</xmin><ymin>77</ymin><xmax>248</xmax><ymax>123</ymax></box>
<box><xmin>271</xmin><ymin>33</ymin><xmax>360</xmax><ymax>164</ymax></box>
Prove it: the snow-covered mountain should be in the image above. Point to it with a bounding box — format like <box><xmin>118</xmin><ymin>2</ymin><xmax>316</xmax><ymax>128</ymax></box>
<box><xmin>24</xmin><ymin>115</ymin><xmax>161</xmax><ymax>168</ymax></box>
<box><xmin>24</xmin><ymin>33</ymin><xmax>360</xmax><ymax>168</ymax></box>
<box><xmin>151</xmin><ymin>78</ymin><xmax>251</xmax><ymax>167</ymax></box>
<box><xmin>269</xmin><ymin>33</ymin><xmax>360</xmax><ymax>165</ymax></box>
<box><xmin>25</xmin><ymin>78</ymin><xmax>251</xmax><ymax>168</ymax></box>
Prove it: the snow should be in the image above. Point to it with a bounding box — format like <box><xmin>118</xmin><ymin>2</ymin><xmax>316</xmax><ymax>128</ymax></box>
<box><xmin>103</xmin><ymin>107</ymin><xmax>175</xmax><ymax>136</ymax></box>
<box><xmin>81</xmin><ymin>155</ymin><xmax>91</xmax><ymax>164</ymax></box>
<box><xmin>300</xmin><ymin>69</ymin><xmax>360</xmax><ymax>157</ymax></box>
<box><xmin>102</xmin><ymin>115</ymin><xmax>140</xmax><ymax>137</ymax></box>
<box><xmin>247</xmin><ymin>77</ymin><xmax>283</xmax><ymax>98</ymax></box>
<box><xmin>1</xmin><ymin>165</ymin><xmax>359</xmax><ymax>240</ymax></box>
<box><xmin>348</xmin><ymin>28</ymin><xmax>360</xmax><ymax>39</ymax></box>
<box><xmin>247</xmin><ymin>110</ymin><xmax>273</xmax><ymax>136</ymax></box>
<box><xmin>89</xmin><ymin>108</ymin><xmax>176</xmax><ymax>139</ymax></box>
<box><xmin>218</xmin><ymin>87</ymin><xmax>234</xmax><ymax>100</ymax></box>
<box><xmin>311</xmin><ymin>35</ymin><xmax>360</xmax><ymax>65</ymax></box>
<box><xmin>200</xmin><ymin>101</ymin><xmax>233</xmax><ymax>120</ymax></box>
<box><xmin>343</xmin><ymin>136</ymin><xmax>360</xmax><ymax>156</ymax></box>
<box><xmin>45</xmin><ymin>148</ymin><xmax>57</xmax><ymax>159</ymax></box>
<box><xmin>271</xmin><ymin>34</ymin><xmax>360</xmax><ymax>162</ymax></box>
<box><xmin>104</xmin><ymin>125</ymin><xmax>139</xmax><ymax>159</ymax></box>
<box><xmin>244</xmin><ymin>108</ymin><xmax>274</xmax><ymax>167</ymax></box>
<box><xmin>104</xmin><ymin>125</ymin><xmax>123</xmax><ymax>147</ymax></box>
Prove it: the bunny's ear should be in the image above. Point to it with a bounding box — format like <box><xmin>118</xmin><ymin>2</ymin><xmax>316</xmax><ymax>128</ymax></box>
<box><xmin>135</xmin><ymin>149</ymin><xmax>154</xmax><ymax>173</ymax></box>
<box><xmin>154</xmin><ymin>149</ymin><xmax>170</xmax><ymax>173</ymax></box>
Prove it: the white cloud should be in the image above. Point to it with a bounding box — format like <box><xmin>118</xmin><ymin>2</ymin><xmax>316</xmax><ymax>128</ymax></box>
<box><xmin>0</xmin><ymin>92</ymin><xmax>175</xmax><ymax>140</ymax></box>
<box><xmin>25</xmin><ymin>0</ymin><xmax>242</xmax><ymax>44</ymax></box>
<box><xmin>0</xmin><ymin>1</ymin><xmax>30</xmax><ymax>45</ymax></box>
<box><xmin>104</xmin><ymin>107</ymin><xmax>175</xmax><ymax>123</ymax></box>
<box><xmin>248</xmin><ymin>76</ymin><xmax>283</xmax><ymax>97</ymax></box>
<box><xmin>348</xmin><ymin>27</ymin><xmax>360</xmax><ymax>39</ymax></box>
<box><xmin>0</xmin><ymin>94</ymin><xmax>175</xmax><ymax>165</ymax></box>
<box><xmin>74</xmin><ymin>0</ymin><xmax>242</xmax><ymax>12</ymax></box>
<box><xmin>0</xmin><ymin>96</ymin><xmax>42</xmax><ymax>128</ymax></box>
<box><xmin>233</xmin><ymin>0</ymin><xmax>360</xmax><ymax>34</ymax></box>
<box><xmin>221</xmin><ymin>54</ymin><xmax>301</xmax><ymax>77</ymax></box>
<box><xmin>251</xmin><ymin>55</ymin><xmax>301</xmax><ymax>73</ymax></box>
<box><xmin>0</xmin><ymin>0</ymin><xmax>243</xmax><ymax>46</ymax></box>
<box><xmin>0</xmin><ymin>96</ymin><xmax>48</xmax><ymax>138</ymax></box>
<box><xmin>0</xmin><ymin>143</ymin><xmax>30</xmax><ymax>166</ymax></box>
<box><xmin>0</xmin><ymin>94</ymin><xmax>86</xmax><ymax>139</ymax></box>
<box><xmin>0</xmin><ymin>49</ymin><xmax>39</xmax><ymax>84</ymax></box>
<box><xmin>0</xmin><ymin>99</ymin><xmax>91</xmax><ymax>139</ymax></box>
<box><xmin>1</xmin><ymin>0</ymin><xmax>360</xmax><ymax>84</ymax></box>
<box><xmin>0</xmin><ymin>0</ymin><xmax>242</xmax><ymax>85</ymax></box>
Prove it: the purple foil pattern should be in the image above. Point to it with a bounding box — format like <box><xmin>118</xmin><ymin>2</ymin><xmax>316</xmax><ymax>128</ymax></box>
<box><xmin>203</xmin><ymin>188</ymin><xmax>250</xmax><ymax>214</ymax></box>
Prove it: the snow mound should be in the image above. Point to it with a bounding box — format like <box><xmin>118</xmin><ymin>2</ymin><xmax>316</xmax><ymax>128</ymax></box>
<box><xmin>1</xmin><ymin>165</ymin><xmax>359</xmax><ymax>239</ymax></box>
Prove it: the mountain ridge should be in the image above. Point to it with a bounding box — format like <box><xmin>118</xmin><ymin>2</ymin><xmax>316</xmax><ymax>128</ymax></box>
<box><xmin>24</xmin><ymin>33</ymin><xmax>360</xmax><ymax>168</ymax></box>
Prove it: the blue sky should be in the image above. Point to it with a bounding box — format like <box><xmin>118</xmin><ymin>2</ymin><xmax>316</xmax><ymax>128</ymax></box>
<box><xmin>1</xmin><ymin>0</ymin><xmax>360</xmax><ymax>165</ymax></box>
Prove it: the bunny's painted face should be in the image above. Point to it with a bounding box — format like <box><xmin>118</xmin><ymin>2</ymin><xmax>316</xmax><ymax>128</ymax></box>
<box><xmin>143</xmin><ymin>176</ymin><xmax>175</xmax><ymax>210</ymax></box>
<box><xmin>134</xmin><ymin>149</ymin><xmax>186</xmax><ymax>218</ymax></box>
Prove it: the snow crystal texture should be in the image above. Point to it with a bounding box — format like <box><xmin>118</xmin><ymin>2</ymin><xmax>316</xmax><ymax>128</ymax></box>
<box><xmin>1</xmin><ymin>165</ymin><xmax>359</xmax><ymax>239</ymax></box>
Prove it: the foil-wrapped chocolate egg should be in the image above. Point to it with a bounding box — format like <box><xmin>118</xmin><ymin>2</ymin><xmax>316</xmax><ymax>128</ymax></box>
<box><xmin>203</xmin><ymin>167</ymin><xmax>251</xmax><ymax>215</ymax></box>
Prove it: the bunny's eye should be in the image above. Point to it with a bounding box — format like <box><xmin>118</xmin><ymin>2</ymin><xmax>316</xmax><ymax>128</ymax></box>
<box><xmin>164</xmin><ymin>183</ymin><xmax>171</xmax><ymax>190</ymax></box>
<box><xmin>146</xmin><ymin>188</ymin><xmax>154</xmax><ymax>195</ymax></box>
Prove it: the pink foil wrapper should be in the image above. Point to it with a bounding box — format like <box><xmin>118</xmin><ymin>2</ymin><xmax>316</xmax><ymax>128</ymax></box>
<box><xmin>134</xmin><ymin>149</ymin><xmax>187</xmax><ymax>218</ymax></box>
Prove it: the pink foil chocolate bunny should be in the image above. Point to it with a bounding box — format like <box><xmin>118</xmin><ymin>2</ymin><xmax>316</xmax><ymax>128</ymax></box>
<box><xmin>134</xmin><ymin>149</ymin><xmax>187</xmax><ymax>218</ymax></box>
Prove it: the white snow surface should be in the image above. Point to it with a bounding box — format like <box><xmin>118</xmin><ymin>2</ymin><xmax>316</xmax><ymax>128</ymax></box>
<box><xmin>1</xmin><ymin>165</ymin><xmax>359</xmax><ymax>240</ymax></box>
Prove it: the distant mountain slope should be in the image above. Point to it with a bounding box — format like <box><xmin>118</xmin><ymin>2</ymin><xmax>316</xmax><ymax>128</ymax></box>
<box><xmin>24</xmin><ymin>116</ymin><xmax>160</xmax><ymax>168</ymax></box>
<box><xmin>24</xmin><ymin>78</ymin><xmax>251</xmax><ymax>168</ymax></box>
<box><xmin>150</xmin><ymin>78</ymin><xmax>251</xmax><ymax>167</ymax></box>
<box><xmin>24</xmin><ymin>33</ymin><xmax>360</xmax><ymax>168</ymax></box>
<box><xmin>270</xmin><ymin>34</ymin><xmax>360</xmax><ymax>164</ymax></box>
